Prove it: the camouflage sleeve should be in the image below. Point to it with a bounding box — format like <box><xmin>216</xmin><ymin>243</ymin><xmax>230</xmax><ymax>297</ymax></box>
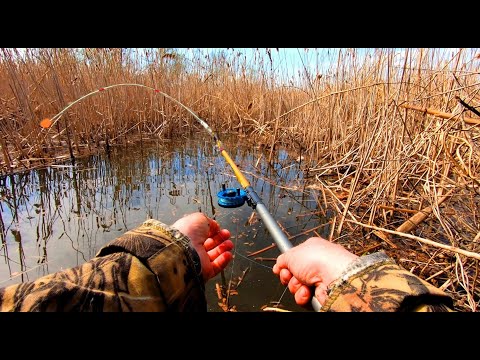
<box><xmin>320</xmin><ymin>252</ymin><xmax>455</xmax><ymax>312</ymax></box>
<box><xmin>0</xmin><ymin>219</ymin><xmax>206</xmax><ymax>312</ymax></box>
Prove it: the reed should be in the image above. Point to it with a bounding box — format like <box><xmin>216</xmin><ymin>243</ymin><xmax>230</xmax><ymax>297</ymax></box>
<box><xmin>1</xmin><ymin>48</ymin><xmax>479</xmax><ymax>311</ymax></box>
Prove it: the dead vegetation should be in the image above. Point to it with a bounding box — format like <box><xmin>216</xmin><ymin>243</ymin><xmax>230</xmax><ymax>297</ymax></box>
<box><xmin>1</xmin><ymin>48</ymin><xmax>479</xmax><ymax>311</ymax></box>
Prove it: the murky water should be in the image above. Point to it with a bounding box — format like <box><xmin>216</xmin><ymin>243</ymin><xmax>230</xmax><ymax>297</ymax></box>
<box><xmin>0</xmin><ymin>134</ymin><xmax>331</xmax><ymax>312</ymax></box>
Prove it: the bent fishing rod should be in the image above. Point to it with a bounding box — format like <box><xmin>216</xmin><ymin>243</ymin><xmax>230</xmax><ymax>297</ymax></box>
<box><xmin>43</xmin><ymin>83</ymin><xmax>322</xmax><ymax>312</ymax></box>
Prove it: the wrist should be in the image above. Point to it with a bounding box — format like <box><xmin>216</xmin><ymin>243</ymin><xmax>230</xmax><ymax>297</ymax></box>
<box><xmin>145</xmin><ymin>219</ymin><xmax>203</xmax><ymax>270</ymax></box>
<box><xmin>320</xmin><ymin>251</ymin><xmax>395</xmax><ymax>311</ymax></box>
<box><xmin>329</xmin><ymin>251</ymin><xmax>393</xmax><ymax>287</ymax></box>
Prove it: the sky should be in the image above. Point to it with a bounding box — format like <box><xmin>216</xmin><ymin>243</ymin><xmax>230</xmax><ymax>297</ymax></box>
<box><xmin>10</xmin><ymin>48</ymin><xmax>472</xmax><ymax>84</ymax></box>
<box><xmin>179</xmin><ymin>47</ymin><xmax>342</xmax><ymax>74</ymax></box>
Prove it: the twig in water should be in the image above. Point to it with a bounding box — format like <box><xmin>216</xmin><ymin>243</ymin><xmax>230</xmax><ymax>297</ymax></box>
<box><xmin>254</xmin><ymin>257</ymin><xmax>277</xmax><ymax>262</ymax></box>
<box><xmin>215</xmin><ymin>283</ymin><xmax>223</xmax><ymax>300</ymax></box>
<box><xmin>262</xmin><ymin>307</ymin><xmax>292</xmax><ymax>312</ymax></box>
<box><xmin>234</xmin><ymin>266</ymin><xmax>250</xmax><ymax>290</ymax></box>
<box><xmin>247</xmin><ymin>243</ymin><xmax>276</xmax><ymax>257</ymax></box>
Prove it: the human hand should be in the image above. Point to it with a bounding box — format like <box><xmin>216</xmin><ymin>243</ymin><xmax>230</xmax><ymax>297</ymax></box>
<box><xmin>273</xmin><ymin>237</ymin><xmax>358</xmax><ymax>307</ymax></box>
<box><xmin>172</xmin><ymin>213</ymin><xmax>234</xmax><ymax>282</ymax></box>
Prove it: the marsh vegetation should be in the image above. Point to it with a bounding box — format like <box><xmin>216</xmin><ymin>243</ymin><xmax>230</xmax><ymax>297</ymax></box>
<box><xmin>1</xmin><ymin>48</ymin><xmax>479</xmax><ymax>311</ymax></box>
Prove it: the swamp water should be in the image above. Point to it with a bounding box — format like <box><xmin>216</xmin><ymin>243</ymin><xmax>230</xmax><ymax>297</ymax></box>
<box><xmin>0</xmin><ymin>135</ymin><xmax>331</xmax><ymax>312</ymax></box>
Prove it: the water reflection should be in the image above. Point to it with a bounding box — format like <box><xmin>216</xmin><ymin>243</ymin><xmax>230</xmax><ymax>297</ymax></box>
<box><xmin>0</xmin><ymin>135</ymin><xmax>330</xmax><ymax>312</ymax></box>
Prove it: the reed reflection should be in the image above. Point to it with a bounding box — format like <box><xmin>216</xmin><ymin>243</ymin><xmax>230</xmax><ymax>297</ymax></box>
<box><xmin>0</xmin><ymin>135</ymin><xmax>328</xmax><ymax>311</ymax></box>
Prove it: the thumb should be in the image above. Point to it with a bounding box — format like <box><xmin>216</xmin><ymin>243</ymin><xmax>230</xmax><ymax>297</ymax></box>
<box><xmin>207</xmin><ymin>218</ymin><xmax>220</xmax><ymax>238</ymax></box>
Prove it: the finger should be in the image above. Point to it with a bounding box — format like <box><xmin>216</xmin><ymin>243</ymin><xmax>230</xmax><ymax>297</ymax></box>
<box><xmin>294</xmin><ymin>285</ymin><xmax>312</xmax><ymax>306</ymax></box>
<box><xmin>272</xmin><ymin>255</ymin><xmax>286</xmax><ymax>275</ymax></box>
<box><xmin>274</xmin><ymin>253</ymin><xmax>287</xmax><ymax>273</ymax></box>
<box><xmin>314</xmin><ymin>283</ymin><xmax>329</xmax><ymax>305</ymax></box>
<box><xmin>287</xmin><ymin>276</ymin><xmax>304</xmax><ymax>295</ymax></box>
<box><xmin>272</xmin><ymin>264</ymin><xmax>279</xmax><ymax>275</ymax></box>
<box><xmin>207</xmin><ymin>240</ymin><xmax>234</xmax><ymax>261</ymax></box>
<box><xmin>204</xmin><ymin>229</ymin><xmax>231</xmax><ymax>251</ymax></box>
<box><xmin>210</xmin><ymin>252</ymin><xmax>233</xmax><ymax>276</ymax></box>
<box><xmin>278</xmin><ymin>268</ymin><xmax>292</xmax><ymax>286</ymax></box>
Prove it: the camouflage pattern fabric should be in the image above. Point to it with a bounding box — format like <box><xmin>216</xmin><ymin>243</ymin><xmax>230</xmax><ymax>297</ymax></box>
<box><xmin>321</xmin><ymin>252</ymin><xmax>454</xmax><ymax>312</ymax></box>
<box><xmin>0</xmin><ymin>220</ymin><xmax>455</xmax><ymax>312</ymax></box>
<box><xmin>0</xmin><ymin>219</ymin><xmax>206</xmax><ymax>312</ymax></box>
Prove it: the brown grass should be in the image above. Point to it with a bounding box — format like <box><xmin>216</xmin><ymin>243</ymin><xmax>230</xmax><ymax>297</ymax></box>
<box><xmin>1</xmin><ymin>48</ymin><xmax>479</xmax><ymax>311</ymax></box>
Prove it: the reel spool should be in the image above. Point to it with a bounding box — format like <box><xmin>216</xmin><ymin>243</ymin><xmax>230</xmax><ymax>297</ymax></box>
<box><xmin>217</xmin><ymin>185</ymin><xmax>248</xmax><ymax>208</ymax></box>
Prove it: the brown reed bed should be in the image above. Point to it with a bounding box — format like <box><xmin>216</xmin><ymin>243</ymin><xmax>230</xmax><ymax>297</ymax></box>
<box><xmin>1</xmin><ymin>48</ymin><xmax>479</xmax><ymax>311</ymax></box>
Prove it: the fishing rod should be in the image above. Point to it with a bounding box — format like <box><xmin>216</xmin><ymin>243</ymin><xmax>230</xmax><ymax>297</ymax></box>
<box><xmin>42</xmin><ymin>83</ymin><xmax>322</xmax><ymax>312</ymax></box>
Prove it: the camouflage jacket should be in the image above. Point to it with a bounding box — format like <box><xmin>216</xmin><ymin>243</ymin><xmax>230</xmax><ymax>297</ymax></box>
<box><xmin>0</xmin><ymin>219</ymin><xmax>207</xmax><ymax>312</ymax></box>
<box><xmin>320</xmin><ymin>252</ymin><xmax>454</xmax><ymax>312</ymax></box>
<box><xmin>0</xmin><ymin>220</ymin><xmax>454</xmax><ymax>312</ymax></box>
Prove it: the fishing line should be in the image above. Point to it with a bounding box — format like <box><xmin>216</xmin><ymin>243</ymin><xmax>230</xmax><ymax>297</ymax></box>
<box><xmin>231</xmin><ymin>250</ymin><xmax>290</xmax><ymax>310</ymax></box>
<box><xmin>43</xmin><ymin>83</ymin><xmax>322</xmax><ymax>311</ymax></box>
<box><xmin>233</xmin><ymin>252</ymin><xmax>274</xmax><ymax>270</ymax></box>
<box><xmin>224</xmin><ymin>218</ymin><xmax>239</xmax><ymax>310</ymax></box>
<box><xmin>275</xmin><ymin>286</ymin><xmax>290</xmax><ymax>308</ymax></box>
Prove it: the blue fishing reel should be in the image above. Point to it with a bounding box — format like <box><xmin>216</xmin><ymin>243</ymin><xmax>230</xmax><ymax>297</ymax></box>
<box><xmin>217</xmin><ymin>185</ymin><xmax>248</xmax><ymax>208</ymax></box>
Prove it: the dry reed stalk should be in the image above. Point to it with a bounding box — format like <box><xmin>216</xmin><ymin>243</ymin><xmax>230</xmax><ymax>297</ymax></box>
<box><xmin>0</xmin><ymin>137</ymin><xmax>12</xmax><ymax>171</ymax></box>
<box><xmin>267</xmin><ymin>97</ymin><xmax>281</xmax><ymax>164</ymax></box>
<box><xmin>1</xmin><ymin>49</ymin><xmax>477</xmax><ymax>176</ymax></box>
<box><xmin>287</xmin><ymin>222</ymin><xmax>330</xmax><ymax>241</ymax></box>
<box><xmin>336</xmin><ymin>111</ymin><xmax>384</xmax><ymax>236</ymax></box>
<box><xmin>399</xmin><ymin>103</ymin><xmax>480</xmax><ymax>125</ymax></box>
<box><xmin>454</xmin><ymin>253</ymin><xmax>477</xmax><ymax>311</ymax></box>
<box><xmin>295</xmin><ymin>210</ymin><xmax>324</xmax><ymax>218</ymax></box>
<box><xmin>375</xmin><ymin>205</ymin><xmax>420</xmax><ymax>214</ymax></box>
<box><xmin>215</xmin><ymin>283</ymin><xmax>223</xmax><ymax>300</ymax></box>
<box><xmin>425</xmin><ymin>264</ymin><xmax>455</xmax><ymax>281</ymax></box>
<box><xmin>239</xmin><ymin>170</ymin><xmax>302</xmax><ymax>191</ymax></box>
<box><xmin>474</xmin><ymin>231</ymin><xmax>480</xmax><ymax>243</ymax></box>
<box><xmin>314</xmin><ymin>177</ymin><xmax>358</xmax><ymax>232</ymax></box>
<box><xmin>372</xmin><ymin>229</ymin><xmax>398</xmax><ymax>249</ymax></box>
<box><xmin>346</xmin><ymin>219</ymin><xmax>480</xmax><ymax>261</ymax></box>
<box><xmin>356</xmin><ymin>242</ymin><xmax>383</xmax><ymax>255</ymax></box>
<box><xmin>395</xmin><ymin>188</ymin><xmax>455</xmax><ymax>233</ymax></box>
<box><xmin>439</xmin><ymin>278</ymin><xmax>453</xmax><ymax>291</ymax></box>
<box><xmin>328</xmin><ymin>215</ymin><xmax>336</xmax><ymax>242</ymax></box>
